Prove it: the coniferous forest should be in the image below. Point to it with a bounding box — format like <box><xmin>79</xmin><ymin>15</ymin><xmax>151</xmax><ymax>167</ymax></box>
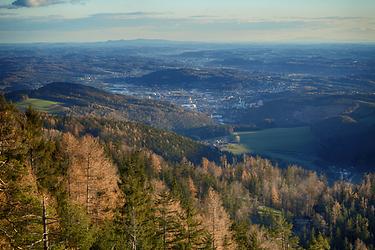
<box><xmin>1</xmin><ymin>0</ymin><xmax>375</xmax><ymax>248</ymax></box>
<box><xmin>1</xmin><ymin>96</ymin><xmax>375</xmax><ymax>250</ymax></box>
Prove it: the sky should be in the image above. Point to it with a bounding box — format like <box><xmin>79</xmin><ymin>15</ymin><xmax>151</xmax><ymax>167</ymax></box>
<box><xmin>0</xmin><ymin>0</ymin><xmax>374</xmax><ymax>43</ymax></box>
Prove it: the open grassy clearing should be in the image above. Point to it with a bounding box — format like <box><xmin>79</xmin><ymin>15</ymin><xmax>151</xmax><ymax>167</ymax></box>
<box><xmin>16</xmin><ymin>98</ymin><xmax>62</xmax><ymax>113</ymax></box>
<box><xmin>226</xmin><ymin>127</ymin><xmax>320</xmax><ymax>166</ymax></box>
<box><xmin>222</xmin><ymin>143</ymin><xmax>248</xmax><ymax>155</ymax></box>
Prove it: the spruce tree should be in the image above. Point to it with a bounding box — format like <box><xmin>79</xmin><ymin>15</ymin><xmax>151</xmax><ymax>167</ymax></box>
<box><xmin>115</xmin><ymin>152</ymin><xmax>157</xmax><ymax>249</ymax></box>
<box><xmin>308</xmin><ymin>233</ymin><xmax>330</xmax><ymax>250</ymax></box>
<box><xmin>180</xmin><ymin>198</ymin><xmax>210</xmax><ymax>249</ymax></box>
<box><xmin>155</xmin><ymin>190</ymin><xmax>183</xmax><ymax>249</ymax></box>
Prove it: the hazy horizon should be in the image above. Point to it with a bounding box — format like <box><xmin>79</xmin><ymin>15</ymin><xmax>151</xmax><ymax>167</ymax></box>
<box><xmin>2</xmin><ymin>38</ymin><xmax>375</xmax><ymax>46</ymax></box>
<box><xmin>0</xmin><ymin>0</ymin><xmax>374</xmax><ymax>43</ymax></box>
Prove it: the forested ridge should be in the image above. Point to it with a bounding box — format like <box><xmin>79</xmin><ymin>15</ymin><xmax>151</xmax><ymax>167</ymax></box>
<box><xmin>1</xmin><ymin>97</ymin><xmax>375</xmax><ymax>250</ymax></box>
<box><xmin>6</xmin><ymin>82</ymin><xmax>214</xmax><ymax>131</ymax></box>
<box><xmin>42</xmin><ymin>115</ymin><xmax>233</xmax><ymax>165</ymax></box>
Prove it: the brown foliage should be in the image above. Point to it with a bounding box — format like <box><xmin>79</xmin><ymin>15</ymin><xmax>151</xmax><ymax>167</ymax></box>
<box><xmin>62</xmin><ymin>133</ymin><xmax>122</xmax><ymax>221</ymax></box>
<box><xmin>203</xmin><ymin>187</ymin><xmax>236</xmax><ymax>250</ymax></box>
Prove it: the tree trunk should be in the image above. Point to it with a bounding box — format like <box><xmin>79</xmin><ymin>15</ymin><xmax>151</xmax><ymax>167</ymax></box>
<box><xmin>86</xmin><ymin>152</ymin><xmax>90</xmax><ymax>215</ymax></box>
<box><xmin>42</xmin><ymin>196</ymin><xmax>49</xmax><ymax>250</ymax></box>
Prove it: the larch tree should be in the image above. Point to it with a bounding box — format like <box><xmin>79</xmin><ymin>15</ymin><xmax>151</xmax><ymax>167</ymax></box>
<box><xmin>63</xmin><ymin>133</ymin><xmax>121</xmax><ymax>221</ymax></box>
<box><xmin>203</xmin><ymin>187</ymin><xmax>236</xmax><ymax>250</ymax></box>
<box><xmin>354</xmin><ymin>238</ymin><xmax>368</xmax><ymax>250</ymax></box>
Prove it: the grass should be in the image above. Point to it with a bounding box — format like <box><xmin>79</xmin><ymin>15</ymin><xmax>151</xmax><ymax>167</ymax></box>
<box><xmin>226</xmin><ymin>127</ymin><xmax>320</xmax><ymax>167</ymax></box>
<box><xmin>222</xmin><ymin>143</ymin><xmax>248</xmax><ymax>155</ymax></box>
<box><xmin>16</xmin><ymin>98</ymin><xmax>62</xmax><ymax>113</ymax></box>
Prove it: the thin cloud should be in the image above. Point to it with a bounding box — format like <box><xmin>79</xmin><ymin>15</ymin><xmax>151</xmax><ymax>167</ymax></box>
<box><xmin>190</xmin><ymin>15</ymin><xmax>219</xmax><ymax>19</ymax></box>
<box><xmin>90</xmin><ymin>12</ymin><xmax>170</xmax><ymax>19</ymax></box>
<box><xmin>12</xmin><ymin>0</ymin><xmax>63</xmax><ymax>7</ymax></box>
<box><xmin>0</xmin><ymin>12</ymin><xmax>373</xmax><ymax>43</ymax></box>
<box><xmin>0</xmin><ymin>14</ymin><xmax>321</xmax><ymax>32</ymax></box>
<box><xmin>0</xmin><ymin>0</ymin><xmax>86</xmax><ymax>8</ymax></box>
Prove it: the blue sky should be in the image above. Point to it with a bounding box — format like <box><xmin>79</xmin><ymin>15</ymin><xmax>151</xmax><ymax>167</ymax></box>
<box><xmin>0</xmin><ymin>0</ymin><xmax>374</xmax><ymax>43</ymax></box>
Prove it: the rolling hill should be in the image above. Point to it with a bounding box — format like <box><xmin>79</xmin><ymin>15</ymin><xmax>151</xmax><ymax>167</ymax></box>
<box><xmin>126</xmin><ymin>68</ymin><xmax>253</xmax><ymax>90</ymax></box>
<box><xmin>311</xmin><ymin>101</ymin><xmax>375</xmax><ymax>171</ymax></box>
<box><xmin>6</xmin><ymin>82</ymin><xmax>214</xmax><ymax>130</ymax></box>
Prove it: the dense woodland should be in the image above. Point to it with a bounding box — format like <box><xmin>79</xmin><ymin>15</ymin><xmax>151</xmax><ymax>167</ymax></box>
<box><xmin>1</xmin><ymin>96</ymin><xmax>375</xmax><ymax>249</ymax></box>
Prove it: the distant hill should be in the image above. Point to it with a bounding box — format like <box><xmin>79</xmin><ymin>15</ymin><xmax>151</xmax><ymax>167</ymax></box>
<box><xmin>311</xmin><ymin>101</ymin><xmax>375</xmax><ymax>171</ymax></box>
<box><xmin>126</xmin><ymin>68</ymin><xmax>252</xmax><ymax>90</ymax></box>
<box><xmin>6</xmin><ymin>82</ymin><xmax>214</xmax><ymax>130</ymax></box>
<box><xmin>231</xmin><ymin>94</ymin><xmax>375</xmax><ymax>128</ymax></box>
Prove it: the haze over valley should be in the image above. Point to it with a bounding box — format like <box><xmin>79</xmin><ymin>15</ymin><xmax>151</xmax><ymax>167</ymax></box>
<box><xmin>2</xmin><ymin>42</ymin><xmax>375</xmax><ymax>181</ymax></box>
<box><xmin>1</xmin><ymin>0</ymin><xmax>375</xmax><ymax>249</ymax></box>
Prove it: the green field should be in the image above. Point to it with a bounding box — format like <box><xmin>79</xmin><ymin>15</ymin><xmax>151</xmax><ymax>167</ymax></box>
<box><xmin>16</xmin><ymin>98</ymin><xmax>62</xmax><ymax>113</ymax></box>
<box><xmin>222</xmin><ymin>143</ymin><xmax>249</xmax><ymax>155</ymax></box>
<box><xmin>225</xmin><ymin>127</ymin><xmax>319</xmax><ymax>167</ymax></box>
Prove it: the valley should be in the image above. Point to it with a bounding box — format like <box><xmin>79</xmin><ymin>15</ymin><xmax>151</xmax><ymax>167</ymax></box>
<box><xmin>2</xmin><ymin>42</ymin><xmax>374</xmax><ymax>181</ymax></box>
<box><xmin>1</xmin><ymin>0</ymin><xmax>375</xmax><ymax>248</ymax></box>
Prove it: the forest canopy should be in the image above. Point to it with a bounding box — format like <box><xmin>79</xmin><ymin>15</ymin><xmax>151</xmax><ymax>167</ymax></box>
<box><xmin>0</xmin><ymin>97</ymin><xmax>374</xmax><ymax>250</ymax></box>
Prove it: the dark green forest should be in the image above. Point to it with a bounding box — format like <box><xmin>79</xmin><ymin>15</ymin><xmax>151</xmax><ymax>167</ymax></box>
<box><xmin>1</xmin><ymin>97</ymin><xmax>375</xmax><ymax>250</ymax></box>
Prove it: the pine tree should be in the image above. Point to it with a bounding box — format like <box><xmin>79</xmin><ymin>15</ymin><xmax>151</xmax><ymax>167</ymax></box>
<box><xmin>58</xmin><ymin>202</ymin><xmax>97</xmax><ymax>249</ymax></box>
<box><xmin>308</xmin><ymin>233</ymin><xmax>330</xmax><ymax>250</ymax></box>
<box><xmin>114</xmin><ymin>152</ymin><xmax>157</xmax><ymax>249</ymax></box>
<box><xmin>180</xmin><ymin>198</ymin><xmax>210</xmax><ymax>249</ymax></box>
<box><xmin>231</xmin><ymin>221</ymin><xmax>252</xmax><ymax>250</ymax></box>
<box><xmin>155</xmin><ymin>189</ymin><xmax>184</xmax><ymax>249</ymax></box>
<box><xmin>264</xmin><ymin>210</ymin><xmax>300</xmax><ymax>250</ymax></box>
<box><xmin>24</xmin><ymin>106</ymin><xmax>43</xmax><ymax>175</ymax></box>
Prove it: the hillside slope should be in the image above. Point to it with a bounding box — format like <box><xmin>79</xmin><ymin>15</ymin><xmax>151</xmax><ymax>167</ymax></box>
<box><xmin>7</xmin><ymin>82</ymin><xmax>214</xmax><ymax>130</ymax></box>
<box><xmin>2</xmin><ymin>98</ymin><xmax>375</xmax><ymax>250</ymax></box>
<box><xmin>45</xmin><ymin>115</ymin><xmax>233</xmax><ymax>165</ymax></box>
<box><xmin>311</xmin><ymin>101</ymin><xmax>375</xmax><ymax>170</ymax></box>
